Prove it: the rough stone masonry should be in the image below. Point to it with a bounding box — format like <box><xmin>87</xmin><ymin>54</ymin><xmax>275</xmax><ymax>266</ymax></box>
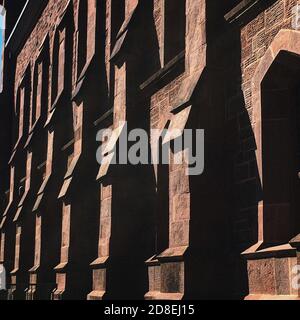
<box><xmin>0</xmin><ymin>0</ymin><xmax>300</xmax><ymax>300</ymax></box>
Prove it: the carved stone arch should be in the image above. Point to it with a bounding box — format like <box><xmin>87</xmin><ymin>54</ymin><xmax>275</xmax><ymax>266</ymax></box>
<box><xmin>250</xmin><ymin>29</ymin><xmax>300</xmax><ymax>248</ymax></box>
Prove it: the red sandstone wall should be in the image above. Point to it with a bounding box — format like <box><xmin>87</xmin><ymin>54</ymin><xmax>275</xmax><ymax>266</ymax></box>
<box><xmin>4</xmin><ymin>0</ymin><xmax>300</xmax><ymax>300</ymax></box>
<box><xmin>232</xmin><ymin>0</ymin><xmax>300</xmax><ymax>246</ymax></box>
<box><xmin>15</xmin><ymin>0</ymin><xmax>72</xmax><ymax>91</ymax></box>
<box><xmin>241</xmin><ymin>0</ymin><xmax>297</xmax><ymax>113</ymax></box>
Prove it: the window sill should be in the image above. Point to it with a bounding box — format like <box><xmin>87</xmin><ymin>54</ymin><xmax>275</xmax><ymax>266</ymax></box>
<box><xmin>90</xmin><ymin>256</ymin><xmax>109</xmax><ymax>268</ymax></box>
<box><xmin>140</xmin><ymin>51</ymin><xmax>185</xmax><ymax>92</ymax></box>
<box><xmin>54</xmin><ymin>262</ymin><xmax>68</xmax><ymax>272</ymax></box>
<box><xmin>29</xmin><ymin>265</ymin><xmax>40</xmax><ymax>273</ymax></box>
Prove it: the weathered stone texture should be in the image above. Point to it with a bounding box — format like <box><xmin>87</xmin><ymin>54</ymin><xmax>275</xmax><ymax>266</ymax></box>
<box><xmin>1</xmin><ymin>0</ymin><xmax>300</xmax><ymax>300</ymax></box>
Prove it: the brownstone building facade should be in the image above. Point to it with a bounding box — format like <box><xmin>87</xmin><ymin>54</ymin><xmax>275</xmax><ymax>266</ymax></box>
<box><xmin>1</xmin><ymin>0</ymin><xmax>300</xmax><ymax>300</ymax></box>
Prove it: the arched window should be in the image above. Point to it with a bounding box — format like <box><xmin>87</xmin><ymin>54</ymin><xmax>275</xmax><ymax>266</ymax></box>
<box><xmin>14</xmin><ymin>87</ymin><xmax>22</xmax><ymax>144</ymax></box>
<box><xmin>261</xmin><ymin>52</ymin><xmax>300</xmax><ymax>245</ymax></box>
<box><xmin>31</xmin><ymin>63</ymin><xmax>41</xmax><ymax>129</ymax></box>
<box><xmin>15</xmin><ymin>66</ymin><xmax>31</xmax><ymax>147</ymax></box>
<box><xmin>30</xmin><ymin>40</ymin><xmax>50</xmax><ymax>189</ymax></box>
<box><xmin>50</xmin><ymin>2</ymin><xmax>75</xmax><ymax>157</ymax></box>
<box><xmin>50</xmin><ymin>1</ymin><xmax>74</xmax><ymax>111</ymax></box>
<box><xmin>31</xmin><ymin>38</ymin><xmax>49</xmax><ymax>130</ymax></box>
<box><xmin>51</xmin><ymin>27</ymin><xmax>66</xmax><ymax>108</ymax></box>
<box><xmin>76</xmin><ymin>0</ymin><xmax>97</xmax><ymax>82</ymax></box>
<box><xmin>77</xmin><ymin>0</ymin><xmax>88</xmax><ymax>78</ymax></box>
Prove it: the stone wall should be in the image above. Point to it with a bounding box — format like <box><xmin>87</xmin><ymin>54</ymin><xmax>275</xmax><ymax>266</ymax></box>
<box><xmin>1</xmin><ymin>0</ymin><xmax>300</xmax><ymax>300</ymax></box>
<box><xmin>229</xmin><ymin>0</ymin><xmax>300</xmax><ymax>248</ymax></box>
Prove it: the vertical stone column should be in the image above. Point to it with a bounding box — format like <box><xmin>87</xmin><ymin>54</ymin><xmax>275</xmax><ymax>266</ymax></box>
<box><xmin>0</xmin><ymin>232</ymin><xmax>5</xmax><ymax>264</ymax></box>
<box><xmin>27</xmin><ymin>214</ymin><xmax>41</xmax><ymax>299</ymax></box>
<box><xmin>90</xmin><ymin>0</ymin><xmax>159</xmax><ymax>300</ymax></box>
<box><xmin>53</xmin><ymin>102</ymin><xmax>83</xmax><ymax>300</ymax></box>
<box><xmin>88</xmin><ymin>183</ymin><xmax>112</xmax><ymax>300</ymax></box>
<box><xmin>0</xmin><ymin>167</ymin><xmax>15</xmax><ymax>257</ymax></box>
<box><xmin>113</xmin><ymin>63</ymin><xmax>127</xmax><ymax>126</ymax></box>
<box><xmin>0</xmin><ymin>232</ymin><xmax>6</xmax><ymax>299</ymax></box>
<box><xmin>88</xmin><ymin>4</ymin><xmax>128</xmax><ymax>295</ymax></box>
<box><xmin>9</xmin><ymin>225</ymin><xmax>21</xmax><ymax>299</ymax></box>
<box><xmin>146</xmin><ymin>0</ymin><xmax>207</xmax><ymax>299</ymax></box>
<box><xmin>10</xmin><ymin>151</ymin><xmax>34</xmax><ymax>300</ymax></box>
<box><xmin>241</xmin><ymin>30</ymin><xmax>300</xmax><ymax>300</ymax></box>
<box><xmin>53</xmin><ymin>202</ymin><xmax>70</xmax><ymax>300</ymax></box>
<box><xmin>146</xmin><ymin>148</ymin><xmax>190</xmax><ymax>300</ymax></box>
<box><xmin>29</xmin><ymin>127</ymin><xmax>61</xmax><ymax>300</ymax></box>
<box><xmin>0</xmin><ymin>166</ymin><xmax>15</xmax><ymax>300</ymax></box>
<box><xmin>290</xmin><ymin>235</ymin><xmax>300</xmax><ymax>299</ymax></box>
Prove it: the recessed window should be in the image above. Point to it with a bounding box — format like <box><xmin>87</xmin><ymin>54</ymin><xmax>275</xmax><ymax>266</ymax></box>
<box><xmin>111</xmin><ymin>0</ymin><xmax>125</xmax><ymax>45</ymax></box>
<box><xmin>51</xmin><ymin>27</ymin><xmax>67</xmax><ymax>107</ymax></box>
<box><xmin>51</xmin><ymin>2</ymin><xmax>74</xmax><ymax>108</ymax></box>
<box><xmin>31</xmin><ymin>40</ymin><xmax>49</xmax><ymax>129</ymax></box>
<box><xmin>15</xmin><ymin>68</ymin><xmax>31</xmax><ymax>144</ymax></box>
<box><xmin>31</xmin><ymin>62</ymin><xmax>43</xmax><ymax>128</ymax></box>
<box><xmin>76</xmin><ymin>0</ymin><xmax>98</xmax><ymax>82</ymax></box>
<box><xmin>15</xmin><ymin>86</ymin><xmax>25</xmax><ymax>141</ymax></box>
<box><xmin>77</xmin><ymin>0</ymin><xmax>88</xmax><ymax>79</ymax></box>
<box><xmin>163</xmin><ymin>0</ymin><xmax>186</xmax><ymax>65</ymax></box>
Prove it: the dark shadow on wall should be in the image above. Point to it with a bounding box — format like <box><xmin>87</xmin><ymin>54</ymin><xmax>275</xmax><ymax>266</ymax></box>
<box><xmin>52</xmin><ymin>0</ymin><xmax>112</xmax><ymax>299</ymax></box>
<box><xmin>105</xmin><ymin>0</ymin><xmax>161</xmax><ymax>299</ymax></box>
<box><xmin>0</xmin><ymin>49</ymin><xmax>15</xmax><ymax>208</ymax></box>
<box><xmin>104</xmin><ymin>0</ymin><xmax>263</xmax><ymax>300</ymax></box>
<box><xmin>210</xmin><ymin>1</ymin><xmax>262</xmax><ymax>299</ymax></box>
<box><xmin>260</xmin><ymin>52</ymin><xmax>300</xmax><ymax>246</ymax></box>
<box><xmin>42</xmin><ymin>6</ymin><xmax>75</xmax><ymax>300</ymax></box>
<box><xmin>186</xmin><ymin>1</ymin><xmax>262</xmax><ymax>299</ymax></box>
